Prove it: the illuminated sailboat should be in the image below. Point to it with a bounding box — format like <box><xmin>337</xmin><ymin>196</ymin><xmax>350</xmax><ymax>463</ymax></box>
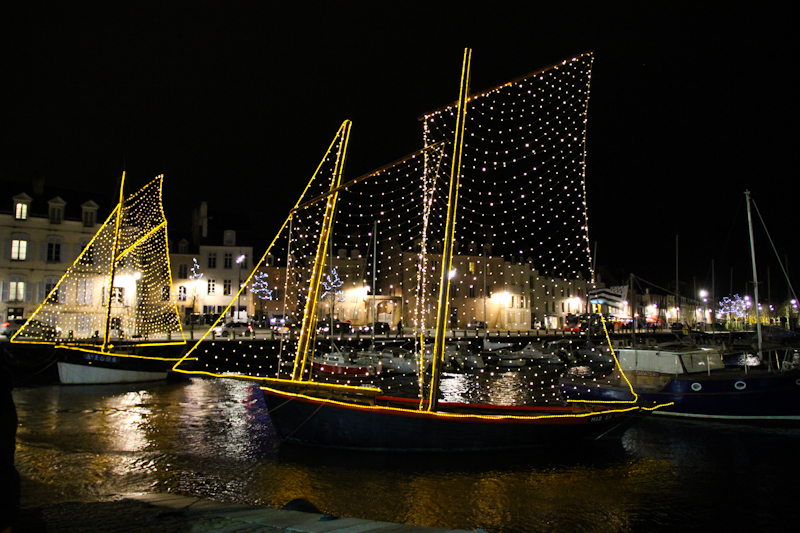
<box><xmin>175</xmin><ymin>50</ymin><xmax>661</xmax><ymax>451</ymax></box>
<box><xmin>12</xmin><ymin>173</ymin><xmax>186</xmax><ymax>384</ymax></box>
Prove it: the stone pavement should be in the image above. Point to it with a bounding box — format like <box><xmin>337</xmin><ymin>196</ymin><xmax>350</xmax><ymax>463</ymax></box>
<box><xmin>14</xmin><ymin>493</ymin><xmax>474</xmax><ymax>533</ymax></box>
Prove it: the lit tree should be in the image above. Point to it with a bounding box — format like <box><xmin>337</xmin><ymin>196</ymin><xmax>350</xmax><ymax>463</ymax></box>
<box><xmin>251</xmin><ymin>271</ymin><xmax>274</xmax><ymax>300</ymax></box>
<box><xmin>188</xmin><ymin>257</ymin><xmax>204</xmax><ymax>330</ymax></box>
<box><xmin>320</xmin><ymin>267</ymin><xmax>345</xmax><ymax>321</ymax></box>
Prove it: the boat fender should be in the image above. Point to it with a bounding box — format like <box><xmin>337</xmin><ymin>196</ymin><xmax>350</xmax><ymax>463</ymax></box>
<box><xmin>691</xmin><ymin>383</ymin><xmax>702</xmax><ymax>392</ymax></box>
<box><xmin>734</xmin><ymin>381</ymin><xmax>746</xmax><ymax>390</ymax></box>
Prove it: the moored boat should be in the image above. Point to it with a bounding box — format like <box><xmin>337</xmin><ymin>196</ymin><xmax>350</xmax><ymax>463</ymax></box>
<box><xmin>11</xmin><ymin>174</ymin><xmax>187</xmax><ymax>384</ymax></box>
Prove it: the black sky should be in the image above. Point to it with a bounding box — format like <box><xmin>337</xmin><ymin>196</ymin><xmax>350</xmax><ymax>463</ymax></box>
<box><xmin>2</xmin><ymin>2</ymin><xmax>796</xmax><ymax>302</ymax></box>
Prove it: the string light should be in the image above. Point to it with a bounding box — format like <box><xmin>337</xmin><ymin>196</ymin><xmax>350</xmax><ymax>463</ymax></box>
<box><xmin>12</xmin><ymin>175</ymin><xmax>186</xmax><ymax>356</ymax></box>
<box><xmin>175</xmin><ymin>53</ymin><xmax>617</xmax><ymax>408</ymax></box>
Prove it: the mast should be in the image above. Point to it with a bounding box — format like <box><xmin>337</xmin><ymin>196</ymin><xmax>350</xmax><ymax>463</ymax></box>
<box><xmin>292</xmin><ymin>121</ymin><xmax>352</xmax><ymax>380</ymax></box>
<box><xmin>745</xmin><ymin>190</ymin><xmax>764</xmax><ymax>363</ymax></box>
<box><xmin>428</xmin><ymin>48</ymin><xmax>471</xmax><ymax>411</ymax></box>
<box><xmin>102</xmin><ymin>171</ymin><xmax>126</xmax><ymax>352</ymax></box>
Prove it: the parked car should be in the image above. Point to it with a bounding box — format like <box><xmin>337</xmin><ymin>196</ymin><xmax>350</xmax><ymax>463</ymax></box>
<box><xmin>316</xmin><ymin>321</ymin><xmax>353</xmax><ymax>334</ymax></box>
<box><xmin>1</xmin><ymin>319</ymin><xmax>26</xmax><ymax>338</ymax></box>
<box><xmin>358</xmin><ymin>322</ymin><xmax>391</xmax><ymax>335</ymax></box>
<box><xmin>1</xmin><ymin>319</ymin><xmax>61</xmax><ymax>339</ymax></box>
<box><xmin>212</xmin><ymin>322</ymin><xmax>253</xmax><ymax>337</ymax></box>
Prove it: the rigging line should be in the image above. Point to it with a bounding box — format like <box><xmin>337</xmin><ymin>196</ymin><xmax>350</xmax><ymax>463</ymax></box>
<box><xmin>289</xmin><ymin>142</ymin><xmax>446</xmax><ymax>216</ymax></box>
<box><xmin>263</xmin><ymin>396</ymin><xmax>296</xmax><ymax>416</ymax></box>
<box><xmin>281</xmin><ymin>397</ymin><xmax>327</xmax><ymax>442</ymax></box>
<box><xmin>751</xmin><ymin>199</ymin><xmax>799</xmax><ymax>303</ymax></box>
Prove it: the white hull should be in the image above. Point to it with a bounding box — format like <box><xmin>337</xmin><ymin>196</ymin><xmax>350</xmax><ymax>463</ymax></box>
<box><xmin>57</xmin><ymin>362</ymin><xmax>168</xmax><ymax>385</ymax></box>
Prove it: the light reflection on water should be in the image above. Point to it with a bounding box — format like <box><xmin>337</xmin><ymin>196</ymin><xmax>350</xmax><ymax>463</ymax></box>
<box><xmin>13</xmin><ymin>377</ymin><xmax>799</xmax><ymax>532</ymax></box>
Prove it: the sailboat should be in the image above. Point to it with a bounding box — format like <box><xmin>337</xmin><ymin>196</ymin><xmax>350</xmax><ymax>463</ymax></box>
<box><xmin>173</xmin><ymin>49</ymin><xmax>661</xmax><ymax>451</ymax></box>
<box><xmin>561</xmin><ymin>191</ymin><xmax>800</xmax><ymax>422</ymax></box>
<box><xmin>11</xmin><ymin>173</ymin><xmax>187</xmax><ymax>384</ymax></box>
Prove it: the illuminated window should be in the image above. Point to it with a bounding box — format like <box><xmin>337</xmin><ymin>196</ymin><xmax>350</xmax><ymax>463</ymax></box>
<box><xmin>178</xmin><ymin>286</ymin><xmax>187</xmax><ymax>301</ymax></box>
<box><xmin>11</xmin><ymin>239</ymin><xmax>27</xmax><ymax>261</ymax></box>
<box><xmin>15</xmin><ymin>203</ymin><xmax>28</xmax><ymax>220</ymax></box>
<box><xmin>207</xmin><ymin>279</ymin><xmax>216</xmax><ymax>295</ymax></box>
<box><xmin>77</xmin><ymin>279</ymin><xmax>93</xmax><ymax>305</ymax></box>
<box><xmin>223</xmin><ymin>279</ymin><xmax>232</xmax><ymax>295</ymax></box>
<box><xmin>111</xmin><ymin>287</ymin><xmax>124</xmax><ymax>305</ymax></box>
<box><xmin>9</xmin><ymin>281</ymin><xmax>25</xmax><ymax>301</ymax></box>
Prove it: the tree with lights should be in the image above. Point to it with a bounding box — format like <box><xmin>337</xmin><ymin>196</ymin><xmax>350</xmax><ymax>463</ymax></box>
<box><xmin>320</xmin><ymin>267</ymin><xmax>345</xmax><ymax>323</ymax></box>
<box><xmin>188</xmin><ymin>257</ymin><xmax>204</xmax><ymax>333</ymax></box>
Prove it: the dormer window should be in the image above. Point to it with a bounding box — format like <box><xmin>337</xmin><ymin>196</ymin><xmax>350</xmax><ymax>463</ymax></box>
<box><xmin>48</xmin><ymin>197</ymin><xmax>66</xmax><ymax>224</ymax></box>
<box><xmin>81</xmin><ymin>200</ymin><xmax>99</xmax><ymax>228</ymax></box>
<box><xmin>12</xmin><ymin>193</ymin><xmax>32</xmax><ymax>221</ymax></box>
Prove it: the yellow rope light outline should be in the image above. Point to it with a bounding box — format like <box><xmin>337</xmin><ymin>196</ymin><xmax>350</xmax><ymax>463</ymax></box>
<box><xmin>261</xmin><ymin>385</ymin><xmax>669</xmax><ymax>421</ymax></box>
<box><xmin>11</xmin><ymin>175</ymin><xmax>187</xmax><ymax>354</ymax></box>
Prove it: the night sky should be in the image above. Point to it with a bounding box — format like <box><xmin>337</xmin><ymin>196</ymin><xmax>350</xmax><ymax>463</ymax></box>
<box><xmin>3</xmin><ymin>2</ymin><xmax>796</xmax><ymax>303</ymax></box>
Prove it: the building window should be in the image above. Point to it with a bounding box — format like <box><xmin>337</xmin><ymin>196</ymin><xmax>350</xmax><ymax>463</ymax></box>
<box><xmin>469</xmin><ymin>285</ymin><xmax>476</xmax><ymax>298</ymax></box>
<box><xmin>83</xmin><ymin>210</ymin><xmax>95</xmax><ymax>227</ymax></box>
<box><xmin>178</xmin><ymin>286</ymin><xmax>187</xmax><ymax>301</ymax></box>
<box><xmin>207</xmin><ymin>279</ymin><xmax>216</xmax><ymax>295</ymax></box>
<box><xmin>11</xmin><ymin>239</ymin><xmax>27</xmax><ymax>261</ymax></box>
<box><xmin>77</xmin><ymin>279</ymin><xmax>93</xmax><ymax>305</ymax></box>
<box><xmin>46</xmin><ymin>237</ymin><xmax>62</xmax><ymax>262</ymax></box>
<box><xmin>9</xmin><ymin>281</ymin><xmax>25</xmax><ymax>301</ymax></box>
<box><xmin>15</xmin><ymin>203</ymin><xmax>28</xmax><ymax>220</ymax></box>
<box><xmin>208</xmin><ymin>253</ymin><xmax>217</xmax><ymax>269</ymax></box>
<box><xmin>178</xmin><ymin>264</ymin><xmax>188</xmax><ymax>279</ymax></box>
<box><xmin>223</xmin><ymin>279</ymin><xmax>232</xmax><ymax>295</ymax></box>
<box><xmin>111</xmin><ymin>287</ymin><xmax>124</xmax><ymax>305</ymax></box>
<box><xmin>49</xmin><ymin>205</ymin><xmax>63</xmax><ymax>224</ymax></box>
<box><xmin>224</xmin><ymin>253</ymin><xmax>233</xmax><ymax>269</ymax></box>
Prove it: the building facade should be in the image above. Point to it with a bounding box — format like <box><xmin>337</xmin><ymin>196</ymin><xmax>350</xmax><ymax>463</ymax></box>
<box><xmin>1</xmin><ymin>181</ymin><xmax>101</xmax><ymax>322</ymax></box>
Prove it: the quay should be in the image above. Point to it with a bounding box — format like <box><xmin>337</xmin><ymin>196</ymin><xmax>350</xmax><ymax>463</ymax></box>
<box><xmin>15</xmin><ymin>493</ymin><xmax>474</xmax><ymax>533</ymax></box>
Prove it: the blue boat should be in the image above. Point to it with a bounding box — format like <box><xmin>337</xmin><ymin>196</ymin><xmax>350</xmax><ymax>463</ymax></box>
<box><xmin>560</xmin><ymin>344</ymin><xmax>800</xmax><ymax>423</ymax></box>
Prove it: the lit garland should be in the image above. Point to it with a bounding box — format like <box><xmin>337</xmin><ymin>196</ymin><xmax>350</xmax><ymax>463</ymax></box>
<box><xmin>175</xmin><ymin>53</ymin><xmax>606</xmax><ymax>407</ymax></box>
<box><xmin>12</xmin><ymin>175</ymin><xmax>185</xmax><ymax>354</ymax></box>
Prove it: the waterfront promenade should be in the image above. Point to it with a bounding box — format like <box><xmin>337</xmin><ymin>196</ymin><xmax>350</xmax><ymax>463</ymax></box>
<box><xmin>15</xmin><ymin>493</ymin><xmax>473</xmax><ymax>533</ymax></box>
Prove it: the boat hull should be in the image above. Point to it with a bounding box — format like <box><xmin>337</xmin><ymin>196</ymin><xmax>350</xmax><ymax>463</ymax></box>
<box><xmin>560</xmin><ymin>370</ymin><xmax>800</xmax><ymax>422</ymax></box>
<box><xmin>260</xmin><ymin>387</ymin><xmax>647</xmax><ymax>452</ymax></box>
<box><xmin>56</xmin><ymin>349</ymin><xmax>178</xmax><ymax>385</ymax></box>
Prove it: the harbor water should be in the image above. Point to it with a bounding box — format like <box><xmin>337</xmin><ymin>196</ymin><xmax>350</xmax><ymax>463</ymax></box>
<box><xmin>12</xmin><ymin>376</ymin><xmax>799</xmax><ymax>532</ymax></box>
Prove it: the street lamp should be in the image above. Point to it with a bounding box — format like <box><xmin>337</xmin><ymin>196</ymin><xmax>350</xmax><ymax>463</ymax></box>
<box><xmin>236</xmin><ymin>254</ymin><xmax>245</xmax><ymax>322</ymax></box>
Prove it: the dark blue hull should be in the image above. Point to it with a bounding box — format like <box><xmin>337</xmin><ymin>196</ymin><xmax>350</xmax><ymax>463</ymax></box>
<box><xmin>560</xmin><ymin>369</ymin><xmax>800</xmax><ymax>422</ymax></box>
<box><xmin>260</xmin><ymin>386</ymin><xmax>650</xmax><ymax>452</ymax></box>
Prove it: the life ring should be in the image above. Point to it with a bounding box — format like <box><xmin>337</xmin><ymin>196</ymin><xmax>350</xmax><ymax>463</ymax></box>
<box><xmin>691</xmin><ymin>382</ymin><xmax>702</xmax><ymax>392</ymax></box>
<box><xmin>734</xmin><ymin>381</ymin><xmax>747</xmax><ymax>390</ymax></box>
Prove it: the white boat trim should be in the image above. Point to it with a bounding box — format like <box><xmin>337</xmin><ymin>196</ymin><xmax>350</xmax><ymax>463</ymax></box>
<box><xmin>57</xmin><ymin>362</ymin><xmax>168</xmax><ymax>384</ymax></box>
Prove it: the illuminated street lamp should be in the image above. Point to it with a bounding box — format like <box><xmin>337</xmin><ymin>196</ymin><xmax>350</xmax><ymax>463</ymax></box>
<box><xmin>236</xmin><ymin>254</ymin><xmax>245</xmax><ymax>322</ymax></box>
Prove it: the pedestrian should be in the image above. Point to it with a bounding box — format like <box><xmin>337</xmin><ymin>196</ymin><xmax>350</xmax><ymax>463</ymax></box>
<box><xmin>396</xmin><ymin>319</ymin><xmax>403</xmax><ymax>337</ymax></box>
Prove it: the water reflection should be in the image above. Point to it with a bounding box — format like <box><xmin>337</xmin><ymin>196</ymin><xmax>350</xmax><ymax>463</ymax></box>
<box><xmin>13</xmin><ymin>378</ymin><xmax>800</xmax><ymax>532</ymax></box>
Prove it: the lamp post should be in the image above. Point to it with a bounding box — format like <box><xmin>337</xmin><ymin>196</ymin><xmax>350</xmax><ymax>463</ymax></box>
<box><xmin>236</xmin><ymin>254</ymin><xmax>245</xmax><ymax>322</ymax></box>
<box><xmin>699</xmin><ymin>289</ymin><xmax>708</xmax><ymax>331</ymax></box>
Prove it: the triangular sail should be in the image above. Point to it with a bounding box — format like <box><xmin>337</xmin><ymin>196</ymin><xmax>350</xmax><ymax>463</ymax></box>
<box><xmin>12</xmin><ymin>175</ymin><xmax>185</xmax><ymax>353</ymax></box>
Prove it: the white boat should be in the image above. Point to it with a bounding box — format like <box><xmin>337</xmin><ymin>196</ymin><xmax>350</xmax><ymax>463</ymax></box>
<box><xmin>313</xmin><ymin>346</ymin><xmax>381</xmax><ymax>376</ymax></box>
<box><xmin>513</xmin><ymin>342</ymin><xmax>562</xmax><ymax>365</ymax></box>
